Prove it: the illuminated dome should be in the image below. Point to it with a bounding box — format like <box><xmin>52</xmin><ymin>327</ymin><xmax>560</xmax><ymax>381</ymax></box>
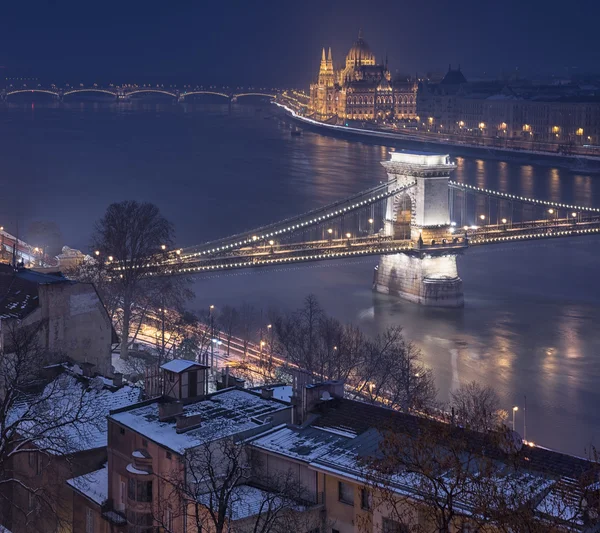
<box><xmin>345</xmin><ymin>29</ymin><xmax>376</xmax><ymax>67</ymax></box>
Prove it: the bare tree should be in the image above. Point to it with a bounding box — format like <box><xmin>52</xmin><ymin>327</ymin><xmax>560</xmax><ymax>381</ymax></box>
<box><xmin>155</xmin><ymin>432</ymin><xmax>318</xmax><ymax>533</ymax></box>
<box><xmin>450</xmin><ymin>381</ymin><xmax>507</xmax><ymax>432</ymax></box>
<box><xmin>92</xmin><ymin>200</ymin><xmax>174</xmax><ymax>360</ymax></box>
<box><xmin>272</xmin><ymin>297</ymin><xmax>436</xmax><ymax>413</ymax></box>
<box><xmin>0</xmin><ymin>323</ymin><xmax>104</xmax><ymax>532</ymax></box>
<box><xmin>218</xmin><ymin>305</ymin><xmax>240</xmax><ymax>357</ymax></box>
<box><xmin>237</xmin><ymin>303</ymin><xmax>260</xmax><ymax>359</ymax></box>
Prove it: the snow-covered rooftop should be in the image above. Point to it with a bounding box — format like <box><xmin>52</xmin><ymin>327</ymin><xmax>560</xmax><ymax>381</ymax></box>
<box><xmin>67</xmin><ymin>464</ymin><xmax>108</xmax><ymax>506</ymax></box>
<box><xmin>250</xmin><ymin>425</ymin><xmax>351</xmax><ymax>462</ymax></box>
<box><xmin>161</xmin><ymin>359</ymin><xmax>206</xmax><ymax>373</ymax></box>
<box><xmin>10</xmin><ymin>372</ymin><xmax>141</xmax><ymax>455</ymax></box>
<box><xmin>110</xmin><ymin>389</ymin><xmax>290</xmax><ymax>454</ymax></box>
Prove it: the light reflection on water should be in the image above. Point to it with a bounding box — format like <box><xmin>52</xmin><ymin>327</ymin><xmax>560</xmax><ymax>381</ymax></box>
<box><xmin>2</xmin><ymin>101</ymin><xmax>599</xmax><ymax>455</ymax></box>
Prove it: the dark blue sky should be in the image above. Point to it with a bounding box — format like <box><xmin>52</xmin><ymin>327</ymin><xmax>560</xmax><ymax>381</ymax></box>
<box><xmin>1</xmin><ymin>0</ymin><xmax>597</xmax><ymax>87</ymax></box>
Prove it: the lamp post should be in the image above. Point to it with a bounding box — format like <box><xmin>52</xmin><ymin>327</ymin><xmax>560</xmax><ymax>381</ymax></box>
<box><xmin>209</xmin><ymin>304</ymin><xmax>215</xmax><ymax>369</ymax></box>
<box><xmin>267</xmin><ymin>324</ymin><xmax>273</xmax><ymax>369</ymax></box>
<box><xmin>512</xmin><ymin>406</ymin><xmax>519</xmax><ymax>431</ymax></box>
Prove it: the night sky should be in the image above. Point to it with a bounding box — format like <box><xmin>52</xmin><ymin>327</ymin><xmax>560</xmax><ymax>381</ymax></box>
<box><xmin>1</xmin><ymin>0</ymin><xmax>598</xmax><ymax>86</ymax></box>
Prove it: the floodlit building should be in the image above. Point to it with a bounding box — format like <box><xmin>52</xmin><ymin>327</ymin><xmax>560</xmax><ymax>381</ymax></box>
<box><xmin>309</xmin><ymin>31</ymin><xmax>418</xmax><ymax>122</ymax></box>
<box><xmin>417</xmin><ymin>67</ymin><xmax>600</xmax><ymax>146</ymax></box>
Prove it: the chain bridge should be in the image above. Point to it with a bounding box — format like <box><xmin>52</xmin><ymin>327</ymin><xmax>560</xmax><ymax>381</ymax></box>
<box><xmin>117</xmin><ymin>151</ymin><xmax>600</xmax><ymax>308</ymax></box>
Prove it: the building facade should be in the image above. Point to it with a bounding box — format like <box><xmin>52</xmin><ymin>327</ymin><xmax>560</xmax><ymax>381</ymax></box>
<box><xmin>417</xmin><ymin>68</ymin><xmax>600</xmax><ymax>146</ymax></box>
<box><xmin>309</xmin><ymin>31</ymin><xmax>418</xmax><ymax>122</ymax></box>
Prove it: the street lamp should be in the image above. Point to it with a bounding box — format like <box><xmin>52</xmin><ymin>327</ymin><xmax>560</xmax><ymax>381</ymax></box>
<box><xmin>94</xmin><ymin>250</ymin><xmax>100</xmax><ymax>256</ymax></box>
<box><xmin>512</xmin><ymin>406</ymin><xmax>519</xmax><ymax>431</ymax></box>
<box><xmin>161</xmin><ymin>244</ymin><xmax>166</xmax><ymax>250</ymax></box>
<box><xmin>479</xmin><ymin>214</ymin><xmax>485</xmax><ymax>221</ymax></box>
<box><xmin>108</xmin><ymin>255</ymin><xmax>114</xmax><ymax>262</ymax></box>
<box><xmin>209</xmin><ymin>305</ymin><xmax>215</xmax><ymax>369</ymax></box>
<box><xmin>501</xmin><ymin>218</ymin><xmax>507</xmax><ymax>224</ymax></box>
<box><xmin>368</xmin><ymin>218</ymin><xmax>374</xmax><ymax>224</ymax></box>
<box><xmin>345</xmin><ymin>233</ymin><xmax>351</xmax><ymax>239</ymax></box>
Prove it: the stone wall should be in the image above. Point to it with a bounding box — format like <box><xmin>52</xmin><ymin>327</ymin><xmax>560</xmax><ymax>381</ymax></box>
<box><xmin>374</xmin><ymin>253</ymin><xmax>464</xmax><ymax>307</ymax></box>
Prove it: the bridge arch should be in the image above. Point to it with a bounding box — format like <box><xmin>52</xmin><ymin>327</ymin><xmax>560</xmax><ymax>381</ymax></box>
<box><xmin>179</xmin><ymin>91</ymin><xmax>230</xmax><ymax>100</ymax></box>
<box><xmin>390</xmin><ymin>190</ymin><xmax>414</xmax><ymax>240</ymax></box>
<box><xmin>5</xmin><ymin>89</ymin><xmax>60</xmax><ymax>99</ymax></box>
<box><xmin>63</xmin><ymin>88</ymin><xmax>118</xmax><ymax>98</ymax></box>
<box><xmin>125</xmin><ymin>89</ymin><xmax>178</xmax><ymax>99</ymax></box>
<box><xmin>233</xmin><ymin>93</ymin><xmax>276</xmax><ymax>99</ymax></box>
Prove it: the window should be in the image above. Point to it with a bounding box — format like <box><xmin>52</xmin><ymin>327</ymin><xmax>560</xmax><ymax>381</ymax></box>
<box><xmin>164</xmin><ymin>507</ymin><xmax>173</xmax><ymax>530</ymax></box>
<box><xmin>338</xmin><ymin>481</ymin><xmax>354</xmax><ymax>505</ymax></box>
<box><xmin>118</xmin><ymin>479</ymin><xmax>126</xmax><ymax>510</ymax></box>
<box><xmin>86</xmin><ymin>507</ymin><xmax>94</xmax><ymax>533</ymax></box>
<box><xmin>166</xmin><ymin>451</ymin><xmax>172</xmax><ymax>460</ymax></box>
<box><xmin>360</xmin><ymin>488</ymin><xmax>371</xmax><ymax>510</ymax></box>
<box><xmin>142</xmin><ymin>439</ymin><xmax>148</xmax><ymax>447</ymax></box>
<box><xmin>382</xmin><ymin>518</ymin><xmax>408</xmax><ymax>533</ymax></box>
<box><xmin>128</xmin><ymin>478</ymin><xmax>153</xmax><ymax>502</ymax></box>
<box><xmin>119</xmin><ymin>427</ymin><xmax>125</xmax><ymax>435</ymax></box>
<box><xmin>332</xmin><ymin>530</ymin><xmax>340</xmax><ymax>533</ymax></box>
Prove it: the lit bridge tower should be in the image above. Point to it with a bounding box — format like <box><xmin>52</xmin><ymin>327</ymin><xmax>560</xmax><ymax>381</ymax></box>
<box><xmin>373</xmin><ymin>151</ymin><xmax>464</xmax><ymax>307</ymax></box>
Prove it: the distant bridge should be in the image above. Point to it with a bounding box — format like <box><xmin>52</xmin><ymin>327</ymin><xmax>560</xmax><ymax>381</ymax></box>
<box><xmin>109</xmin><ymin>151</ymin><xmax>600</xmax><ymax>308</ymax></box>
<box><xmin>0</xmin><ymin>86</ymin><xmax>283</xmax><ymax>103</ymax></box>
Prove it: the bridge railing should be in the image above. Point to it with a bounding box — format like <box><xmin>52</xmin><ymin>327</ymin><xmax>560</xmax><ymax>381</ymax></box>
<box><xmin>181</xmin><ymin>180</ymin><xmax>416</xmax><ymax>259</ymax></box>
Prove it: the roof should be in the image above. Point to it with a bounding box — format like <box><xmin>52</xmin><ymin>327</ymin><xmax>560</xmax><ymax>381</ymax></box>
<box><xmin>109</xmin><ymin>388</ymin><xmax>290</xmax><ymax>453</ymax></box>
<box><xmin>160</xmin><ymin>359</ymin><xmax>208</xmax><ymax>373</ymax></box>
<box><xmin>249</xmin><ymin>425</ymin><xmax>351</xmax><ymax>462</ymax></box>
<box><xmin>346</xmin><ymin>30</ymin><xmax>375</xmax><ymax>63</ymax></box>
<box><xmin>67</xmin><ymin>464</ymin><xmax>108</xmax><ymax>506</ymax></box>
<box><xmin>440</xmin><ymin>68</ymin><xmax>468</xmax><ymax>85</ymax></box>
<box><xmin>0</xmin><ymin>263</ymin><xmax>71</xmax><ymax>319</ymax></box>
<box><xmin>10</xmin><ymin>369</ymin><xmax>141</xmax><ymax>455</ymax></box>
<box><xmin>311</xmin><ymin>399</ymin><xmax>594</xmax><ymax>479</ymax></box>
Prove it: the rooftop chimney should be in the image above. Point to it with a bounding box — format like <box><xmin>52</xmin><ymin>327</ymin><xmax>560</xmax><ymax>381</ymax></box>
<box><xmin>112</xmin><ymin>373</ymin><xmax>123</xmax><ymax>388</ymax></box>
<box><xmin>175</xmin><ymin>413</ymin><xmax>202</xmax><ymax>433</ymax></box>
<box><xmin>158</xmin><ymin>400</ymin><xmax>183</xmax><ymax>422</ymax></box>
<box><xmin>261</xmin><ymin>388</ymin><xmax>274</xmax><ymax>400</ymax></box>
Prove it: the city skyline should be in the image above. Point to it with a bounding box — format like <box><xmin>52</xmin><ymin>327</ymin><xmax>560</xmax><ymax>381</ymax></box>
<box><xmin>1</xmin><ymin>0</ymin><xmax>598</xmax><ymax>86</ymax></box>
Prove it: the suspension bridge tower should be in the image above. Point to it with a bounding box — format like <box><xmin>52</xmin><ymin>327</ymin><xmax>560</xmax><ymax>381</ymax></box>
<box><xmin>373</xmin><ymin>151</ymin><xmax>464</xmax><ymax>307</ymax></box>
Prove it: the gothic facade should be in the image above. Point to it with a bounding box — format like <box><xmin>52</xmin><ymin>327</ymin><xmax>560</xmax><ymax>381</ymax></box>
<box><xmin>309</xmin><ymin>31</ymin><xmax>418</xmax><ymax>122</ymax></box>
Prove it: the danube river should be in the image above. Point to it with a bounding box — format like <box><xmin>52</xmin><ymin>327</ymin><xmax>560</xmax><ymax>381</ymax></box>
<box><xmin>3</xmin><ymin>99</ymin><xmax>600</xmax><ymax>455</ymax></box>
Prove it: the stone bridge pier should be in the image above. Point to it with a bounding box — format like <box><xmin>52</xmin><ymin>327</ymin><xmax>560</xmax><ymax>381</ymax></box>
<box><xmin>373</xmin><ymin>151</ymin><xmax>464</xmax><ymax>307</ymax></box>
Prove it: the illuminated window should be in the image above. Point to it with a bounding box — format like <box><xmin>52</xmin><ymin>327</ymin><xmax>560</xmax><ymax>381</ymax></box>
<box><xmin>576</xmin><ymin>128</ymin><xmax>584</xmax><ymax>136</ymax></box>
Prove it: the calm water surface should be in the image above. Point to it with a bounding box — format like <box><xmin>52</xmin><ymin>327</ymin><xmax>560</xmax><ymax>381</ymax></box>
<box><xmin>2</xmin><ymin>100</ymin><xmax>599</xmax><ymax>455</ymax></box>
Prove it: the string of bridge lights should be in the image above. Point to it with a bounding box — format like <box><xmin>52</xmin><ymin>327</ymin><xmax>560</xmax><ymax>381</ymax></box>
<box><xmin>449</xmin><ymin>181</ymin><xmax>600</xmax><ymax>213</ymax></box>
<box><xmin>470</xmin><ymin>226</ymin><xmax>600</xmax><ymax>245</ymax></box>
<box><xmin>180</xmin><ymin>181</ymin><xmax>417</xmax><ymax>259</ymax></box>
<box><xmin>157</xmin><ymin>242</ymin><xmax>415</xmax><ymax>275</ymax></box>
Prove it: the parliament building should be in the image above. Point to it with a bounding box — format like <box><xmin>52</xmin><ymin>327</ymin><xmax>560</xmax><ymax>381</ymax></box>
<box><xmin>309</xmin><ymin>30</ymin><xmax>417</xmax><ymax>123</ymax></box>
